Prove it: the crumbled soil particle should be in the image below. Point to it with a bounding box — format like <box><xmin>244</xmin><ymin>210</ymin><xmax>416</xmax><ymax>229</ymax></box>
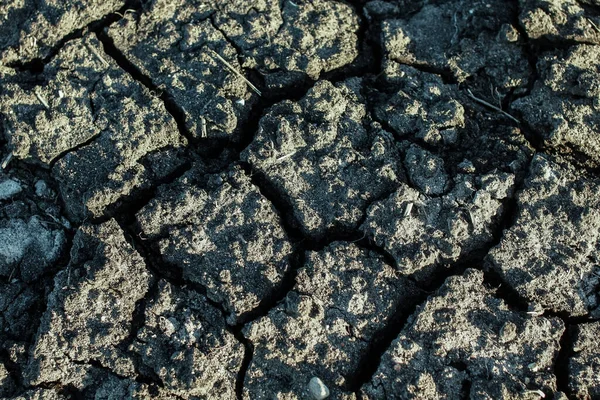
<box><xmin>24</xmin><ymin>219</ymin><xmax>152</xmax><ymax>387</ymax></box>
<box><xmin>243</xmin><ymin>242</ymin><xmax>420</xmax><ymax>399</ymax></box>
<box><xmin>518</xmin><ymin>0</ymin><xmax>600</xmax><ymax>45</ymax></box>
<box><xmin>0</xmin><ymin>0</ymin><xmax>124</xmax><ymax>65</ymax></box>
<box><xmin>569</xmin><ymin>322</ymin><xmax>600</xmax><ymax>398</ymax></box>
<box><xmin>242</xmin><ymin>78</ymin><xmax>406</xmax><ymax>239</ymax></box>
<box><xmin>136</xmin><ymin>164</ymin><xmax>293</xmax><ymax>325</ymax></box>
<box><xmin>487</xmin><ymin>154</ymin><xmax>600</xmax><ymax>317</ymax></box>
<box><xmin>512</xmin><ymin>44</ymin><xmax>600</xmax><ymax>168</ymax></box>
<box><xmin>362</xmin><ymin>269</ymin><xmax>564</xmax><ymax>399</ymax></box>
<box><xmin>130</xmin><ymin>279</ymin><xmax>242</xmax><ymax>399</ymax></box>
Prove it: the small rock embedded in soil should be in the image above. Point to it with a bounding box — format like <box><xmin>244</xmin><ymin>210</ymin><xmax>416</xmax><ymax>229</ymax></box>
<box><xmin>243</xmin><ymin>79</ymin><xmax>406</xmax><ymax>239</ymax></box>
<box><xmin>137</xmin><ymin>164</ymin><xmax>293</xmax><ymax>325</ymax></box>
<box><xmin>309</xmin><ymin>376</ymin><xmax>330</xmax><ymax>400</ymax></box>
<box><xmin>0</xmin><ymin>215</ymin><xmax>65</xmax><ymax>283</ymax></box>
<box><xmin>0</xmin><ymin>178</ymin><xmax>21</xmax><ymax>200</ymax></box>
<box><xmin>362</xmin><ymin>269</ymin><xmax>564</xmax><ymax>399</ymax></box>
<box><xmin>487</xmin><ymin>154</ymin><xmax>600</xmax><ymax>317</ymax></box>
<box><xmin>569</xmin><ymin>322</ymin><xmax>600</xmax><ymax>398</ymax></box>
<box><xmin>243</xmin><ymin>242</ymin><xmax>420</xmax><ymax>399</ymax></box>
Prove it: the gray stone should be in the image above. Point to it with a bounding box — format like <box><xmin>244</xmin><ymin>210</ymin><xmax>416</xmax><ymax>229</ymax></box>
<box><xmin>362</xmin><ymin>269</ymin><xmax>564</xmax><ymax>399</ymax></box>
<box><xmin>0</xmin><ymin>216</ymin><xmax>65</xmax><ymax>282</ymax></box>
<box><xmin>0</xmin><ymin>178</ymin><xmax>21</xmax><ymax>200</ymax></box>
<box><xmin>308</xmin><ymin>376</ymin><xmax>330</xmax><ymax>400</ymax></box>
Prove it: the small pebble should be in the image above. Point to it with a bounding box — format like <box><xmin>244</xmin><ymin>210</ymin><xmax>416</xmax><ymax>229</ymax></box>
<box><xmin>308</xmin><ymin>377</ymin><xmax>330</xmax><ymax>400</ymax></box>
<box><xmin>35</xmin><ymin>180</ymin><xmax>52</xmax><ymax>198</ymax></box>
<box><xmin>0</xmin><ymin>179</ymin><xmax>22</xmax><ymax>200</ymax></box>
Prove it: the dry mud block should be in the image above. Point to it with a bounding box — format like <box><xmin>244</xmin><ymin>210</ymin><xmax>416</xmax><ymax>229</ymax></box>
<box><xmin>518</xmin><ymin>0</ymin><xmax>600</xmax><ymax>45</ymax></box>
<box><xmin>0</xmin><ymin>169</ymin><xmax>68</xmax><ymax>398</ymax></box>
<box><xmin>22</xmin><ymin>221</ymin><xmax>243</xmax><ymax>398</ymax></box>
<box><xmin>513</xmin><ymin>44</ymin><xmax>600</xmax><ymax>168</ymax></box>
<box><xmin>370</xmin><ymin>62</ymin><xmax>533</xmax><ymax>173</ymax></box>
<box><xmin>212</xmin><ymin>0</ymin><xmax>359</xmax><ymax>90</ymax></box>
<box><xmin>0</xmin><ymin>0</ymin><xmax>123</xmax><ymax>65</ymax></box>
<box><xmin>569</xmin><ymin>322</ymin><xmax>600</xmax><ymax>398</ymax></box>
<box><xmin>243</xmin><ymin>242</ymin><xmax>420</xmax><ymax>399</ymax></box>
<box><xmin>361</xmin><ymin>63</ymin><xmax>534</xmax><ymax>281</ymax></box>
<box><xmin>9</xmin><ymin>388</ymin><xmax>66</xmax><ymax>400</ymax></box>
<box><xmin>107</xmin><ymin>0</ymin><xmax>359</xmax><ymax>142</ymax></box>
<box><xmin>362</xmin><ymin>170</ymin><xmax>515</xmax><ymax>280</ymax></box>
<box><xmin>24</xmin><ymin>220</ymin><xmax>152</xmax><ymax>388</ymax></box>
<box><xmin>0</xmin><ymin>35</ymin><xmax>187</xmax><ymax>222</ymax></box>
<box><xmin>487</xmin><ymin>154</ymin><xmax>600</xmax><ymax>317</ymax></box>
<box><xmin>107</xmin><ymin>0</ymin><xmax>255</xmax><ymax>144</ymax></box>
<box><xmin>137</xmin><ymin>165</ymin><xmax>293</xmax><ymax>325</ymax></box>
<box><xmin>362</xmin><ymin>269</ymin><xmax>564</xmax><ymax>399</ymax></box>
<box><xmin>243</xmin><ymin>79</ymin><xmax>406</xmax><ymax>239</ymax></box>
<box><xmin>376</xmin><ymin>0</ymin><xmax>530</xmax><ymax>96</ymax></box>
<box><xmin>130</xmin><ymin>280</ymin><xmax>243</xmax><ymax>399</ymax></box>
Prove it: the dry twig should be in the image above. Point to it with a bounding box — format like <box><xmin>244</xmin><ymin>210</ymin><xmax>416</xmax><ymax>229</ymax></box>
<box><xmin>466</xmin><ymin>89</ymin><xmax>519</xmax><ymax>123</ymax></box>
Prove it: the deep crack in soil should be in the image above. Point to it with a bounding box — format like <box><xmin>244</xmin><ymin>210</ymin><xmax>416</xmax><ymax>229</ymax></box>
<box><xmin>2</xmin><ymin>0</ymin><xmax>600</xmax><ymax>398</ymax></box>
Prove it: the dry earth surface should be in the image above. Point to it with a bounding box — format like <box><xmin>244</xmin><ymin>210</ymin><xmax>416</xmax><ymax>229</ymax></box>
<box><xmin>1</xmin><ymin>0</ymin><xmax>600</xmax><ymax>399</ymax></box>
